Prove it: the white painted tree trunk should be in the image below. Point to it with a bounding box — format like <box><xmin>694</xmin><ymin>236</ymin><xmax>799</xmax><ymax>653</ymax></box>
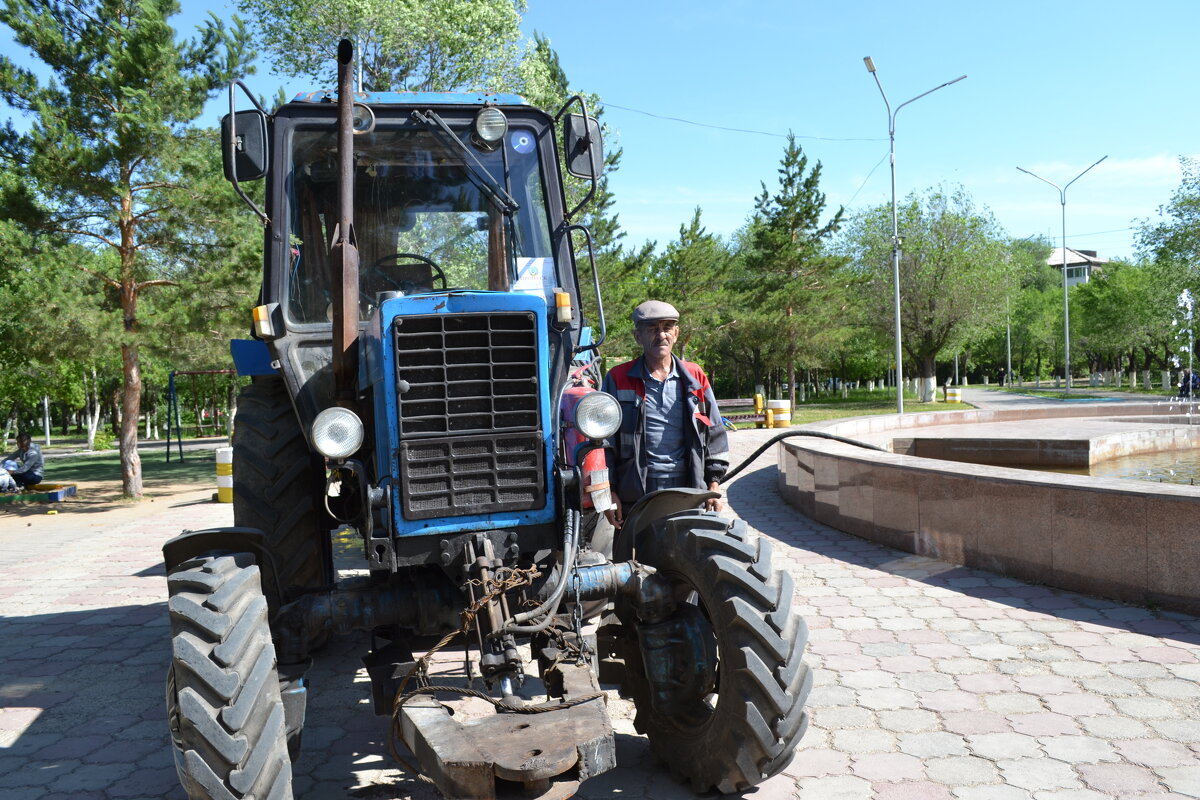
<box><xmin>918</xmin><ymin>377</ymin><xmax>936</xmax><ymax>403</ymax></box>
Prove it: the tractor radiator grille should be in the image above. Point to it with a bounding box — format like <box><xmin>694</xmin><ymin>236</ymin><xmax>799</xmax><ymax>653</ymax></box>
<box><xmin>398</xmin><ymin>434</ymin><xmax>544</xmax><ymax>520</ymax></box>
<box><xmin>393</xmin><ymin>312</ymin><xmax>540</xmax><ymax>436</ymax></box>
<box><xmin>393</xmin><ymin>312</ymin><xmax>544</xmax><ymax>520</ymax></box>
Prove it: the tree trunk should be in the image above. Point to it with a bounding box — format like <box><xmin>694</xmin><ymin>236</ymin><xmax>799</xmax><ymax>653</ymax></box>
<box><xmin>227</xmin><ymin>380</ymin><xmax>237</xmax><ymax>437</ymax></box>
<box><xmin>919</xmin><ymin>355</ymin><xmax>937</xmax><ymax>403</ymax></box>
<box><xmin>1</xmin><ymin>405</ymin><xmax>15</xmax><ymax>450</ymax></box>
<box><xmin>120</xmin><ymin>341</ymin><xmax>143</xmax><ymax>497</ymax></box>
<box><xmin>84</xmin><ymin>366</ymin><xmax>100</xmax><ymax>450</ymax></box>
<box><xmin>786</xmin><ymin>307</ymin><xmax>796</xmax><ymax>410</ymax></box>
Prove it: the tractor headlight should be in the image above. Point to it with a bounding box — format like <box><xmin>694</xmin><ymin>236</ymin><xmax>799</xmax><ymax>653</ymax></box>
<box><xmin>311</xmin><ymin>407</ymin><xmax>364</xmax><ymax>459</ymax></box>
<box><xmin>574</xmin><ymin>392</ymin><xmax>621</xmax><ymax>441</ymax></box>
<box><xmin>473</xmin><ymin>106</ymin><xmax>508</xmax><ymax>150</ymax></box>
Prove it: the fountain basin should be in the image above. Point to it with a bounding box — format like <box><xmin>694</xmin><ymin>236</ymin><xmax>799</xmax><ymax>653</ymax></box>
<box><xmin>777</xmin><ymin>402</ymin><xmax>1200</xmax><ymax>614</ymax></box>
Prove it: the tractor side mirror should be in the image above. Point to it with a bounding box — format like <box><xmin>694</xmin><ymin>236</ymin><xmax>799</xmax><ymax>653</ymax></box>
<box><xmin>221</xmin><ymin>109</ymin><xmax>269</xmax><ymax>183</ymax></box>
<box><xmin>563</xmin><ymin>113</ymin><xmax>604</xmax><ymax>180</ymax></box>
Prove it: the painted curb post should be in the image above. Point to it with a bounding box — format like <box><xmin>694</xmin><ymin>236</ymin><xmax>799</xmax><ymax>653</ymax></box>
<box><xmin>216</xmin><ymin>447</ymin><xmax>233</xmax><ymax>503</ymax></box>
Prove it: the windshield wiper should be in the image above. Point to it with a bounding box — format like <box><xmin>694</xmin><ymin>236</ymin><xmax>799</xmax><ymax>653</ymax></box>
<box><xmin>410</xmin><ymin>109</ymin><xmax>520</xmax><ymax>215</ymax></box>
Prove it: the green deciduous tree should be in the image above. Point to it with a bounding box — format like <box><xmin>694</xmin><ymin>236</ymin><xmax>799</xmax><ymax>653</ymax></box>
<box><xmin>1139</xmin><ymin>156</ymin><xmax>1200</xmax><ymax>271</ymax></box>
<box><xmin>0</xmin><ymin>0</ymin><xmax>254</xmax><ymax>496</ymax></box>
<box><xmin>842</xmin><ymin>187</ymin><xmax>1014</xmax><ymax>400</ymax></box>
<box><xmin>238</xmin><ymin>0</ymin><xmax>534</xmax><ymax>94</ymax></box>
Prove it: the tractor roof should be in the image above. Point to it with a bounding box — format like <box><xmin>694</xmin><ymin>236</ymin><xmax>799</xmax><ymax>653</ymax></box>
<box><xmin>288</xmin><ymin>91</ymin><xmax>530</xmax><ymax>107</ymax></box>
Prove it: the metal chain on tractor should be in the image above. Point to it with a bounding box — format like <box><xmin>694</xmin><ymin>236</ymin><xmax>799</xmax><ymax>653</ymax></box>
<box><xmin>386</xmin><ymin>563</ymin><xmax>611</xmax><ymax>782</ymax></box>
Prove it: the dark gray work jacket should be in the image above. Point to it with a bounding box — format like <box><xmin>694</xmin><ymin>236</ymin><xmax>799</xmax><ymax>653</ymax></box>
<box><xmin>600</xmin><ymin>355</ymin><xmax>730</xmax><ymax>505</ymax></box>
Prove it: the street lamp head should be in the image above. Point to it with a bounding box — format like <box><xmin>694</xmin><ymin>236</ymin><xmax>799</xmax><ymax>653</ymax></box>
<box><xmin>863</xmin><ymin>56</ymin><xmax>877</xmax><ymax>73</ymax></box>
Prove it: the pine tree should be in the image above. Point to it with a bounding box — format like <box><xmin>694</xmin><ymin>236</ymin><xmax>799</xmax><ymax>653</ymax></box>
<box><xmin>741</xmin><ymin>134</ymin><xmax>847</xmax><ymax>408</ymax></box>
<box><xmin>0</xmin><ymin>0</ymin><xmax>254</xmax><ymax>497</ymax></box>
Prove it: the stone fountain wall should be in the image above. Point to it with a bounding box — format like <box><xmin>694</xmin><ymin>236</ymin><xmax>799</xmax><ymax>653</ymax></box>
<box><xmin>777</xmin><ymin>403</ymin><xmax>1200</xmax><ymax>614</ymax></box>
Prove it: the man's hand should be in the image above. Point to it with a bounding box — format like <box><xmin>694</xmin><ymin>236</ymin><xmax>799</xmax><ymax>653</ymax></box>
<box><xmin>705</xmin><ymin>481</ymin><xmax>724</xmax><ymax>513</ymax></box>
<box><xmin>604</xmin><ymin>504</ymin><xmax>623</xmax><ymax>530</ymax></box>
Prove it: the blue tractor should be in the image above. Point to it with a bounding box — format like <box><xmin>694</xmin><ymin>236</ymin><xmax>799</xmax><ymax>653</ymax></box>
<box><xmin>162</xmin><ymin>41</ymin><xmax>810</xmax><ymax>800</ymax></box>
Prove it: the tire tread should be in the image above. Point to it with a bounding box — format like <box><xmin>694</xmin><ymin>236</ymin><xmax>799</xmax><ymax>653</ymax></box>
<box><xmin>167</xmin><ymin>554</ymin><xmax>293</xmax><ymax>800</ymax></box>
<box><xmin>621</xmin><ymin>512</ymin><xmax>810</xmax><ymax>794</ymax></box>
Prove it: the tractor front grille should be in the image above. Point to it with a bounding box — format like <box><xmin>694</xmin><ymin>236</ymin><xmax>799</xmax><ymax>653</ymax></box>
<box><xmin>398</xmin><ymin>434</ymin><xmax>544</xmax><ymax>520</ymax></box>
<box><xmin>393</xmin><ymin>312</ymin><xmax>539</xmax><ymax>436</ymax></box>
<box><xmin>393</xmin><ymin>312</ymin><xmax>544</xmax><ymax>520</ymax></box>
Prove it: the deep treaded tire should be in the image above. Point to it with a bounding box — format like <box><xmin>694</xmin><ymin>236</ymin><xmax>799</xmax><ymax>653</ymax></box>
<box><xmin>167</xmin><ymin>553</ymin><xmax>293</xmax><ymax>800</ymax></box>
<box><xmin>232</xmin><ymin>377</ymin><xmax>330</xmax><ymax>611</ymax></box>
<box><xmin>621</xmin><ymin>512</ymin><xmax>812</xmax><ymax>794</ymax></box>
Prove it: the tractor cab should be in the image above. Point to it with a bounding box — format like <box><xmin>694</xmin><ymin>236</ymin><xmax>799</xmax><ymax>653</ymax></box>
<box><xmin>226</xmin><ymin>87</ymin><xmax>604</xmax><ymax>442</ymax></box>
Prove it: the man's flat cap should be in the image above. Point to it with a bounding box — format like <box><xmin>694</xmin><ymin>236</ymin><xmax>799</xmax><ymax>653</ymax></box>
<box><xmin>633</xmin><ymin>300</ymin><xmax>679</xmax><ymax>324</ymax></box>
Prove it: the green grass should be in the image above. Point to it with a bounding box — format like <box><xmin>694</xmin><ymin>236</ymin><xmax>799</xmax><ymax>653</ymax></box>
<box><xmin>994</xmin><ymin>385</ymin><xmax>1173</xmax><ymax>400</ymax></box>
<box><xmin>728</xmin><ymin>390</ymin><xmax>971</xmax><ymax>428</ymax></box>
<box><xmin>46</xmin><ymin>450</ymin><xmax>214</xmax><ymax>488</ymax></box>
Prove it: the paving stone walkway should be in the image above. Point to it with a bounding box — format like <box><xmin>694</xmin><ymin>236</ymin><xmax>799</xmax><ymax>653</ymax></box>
<box><xmin>1</xmin><ymin>427</ymin><xmax>1198</xmax><ymax>799</ymax></box>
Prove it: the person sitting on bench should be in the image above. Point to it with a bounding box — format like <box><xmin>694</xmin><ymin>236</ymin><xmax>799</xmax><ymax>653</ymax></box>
<box><xmin>5</xmin><ymin>433</ymin><xmax>43</xmax><ymax>488</ymax></box>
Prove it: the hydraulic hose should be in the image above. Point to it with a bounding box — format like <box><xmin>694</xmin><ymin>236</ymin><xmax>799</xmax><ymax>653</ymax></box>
<box><xmin>719</xmin><ymin>430</ymin><xmax>887</xmax><ymax>485</ymax></box>
<box><xmin>500</xmin><ymin>508</ymin><xmax>580</xmax><ymax>635</ymax></box>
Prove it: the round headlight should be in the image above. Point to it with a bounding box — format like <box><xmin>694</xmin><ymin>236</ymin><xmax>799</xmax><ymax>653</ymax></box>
<box><xmin>311</xmin><ymin>407</ymin><xmax>364</xmax><ymax>459</ymax></box>
<box><xmin>473</xmin><ymin>106</ymin><xmax>508</xmax><ymax>147</ymax></box>
<box><xmin>575</xmin><ymin>391</ymin><xmax>621</xmax><ymax>440</ymax></box>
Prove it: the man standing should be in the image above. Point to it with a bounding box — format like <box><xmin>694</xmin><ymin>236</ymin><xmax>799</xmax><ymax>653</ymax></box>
<box><xmin>6</xmin><ymin>432</ymin><xmax>44</xmax><ymax>488</ymax></box>
<box><xmin>601</xmin><ymin>301</ymin><xmax>729</xmax><ymax>528</ymax></box>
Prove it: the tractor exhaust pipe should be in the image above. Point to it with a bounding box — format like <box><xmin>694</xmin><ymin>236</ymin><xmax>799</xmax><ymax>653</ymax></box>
<box><xmin>331</xmin><ymin>39</ymin><xmax>360</xmax><ymax>409</ymax></box>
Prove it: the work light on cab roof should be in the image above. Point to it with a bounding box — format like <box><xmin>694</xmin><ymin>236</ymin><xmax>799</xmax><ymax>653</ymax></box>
<box><xmin>472</xmin><ymin>105</ymin><xmax>508</xmax><ymax>150</ymax></box>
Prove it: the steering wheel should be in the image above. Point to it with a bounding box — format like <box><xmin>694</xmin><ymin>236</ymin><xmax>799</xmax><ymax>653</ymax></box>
<box><xmin>364</xmin><ymin>252</ymin><xmax>447</xmax><ymax>296</ymax></box>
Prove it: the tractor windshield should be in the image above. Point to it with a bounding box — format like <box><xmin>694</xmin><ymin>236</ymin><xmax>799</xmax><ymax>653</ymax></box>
<box><xmin>285</xmin><ymin>123</ymin><xmax>555</xmax><ymax>324</ymax></box>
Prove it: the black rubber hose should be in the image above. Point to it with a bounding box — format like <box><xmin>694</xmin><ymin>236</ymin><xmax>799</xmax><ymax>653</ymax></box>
<box><xmin>719</xmin><ymin>430</ymin><xmax>888</xmax><ymax>485</ymax></box>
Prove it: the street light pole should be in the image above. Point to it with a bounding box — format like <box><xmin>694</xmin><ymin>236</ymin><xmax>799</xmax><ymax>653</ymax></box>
<box><xmin>1006</xmin><ymin>295</ymin><xmax>1012</xmax><ymax>387</ymax></box>
<box><xmin>1016</xmin><ymin>155</ymin><xmax>1107</xmax><ymax>395</ymax></box>
<box><xmin>864</xmin><ymin>57</ymin><xmax>966</xmax><ymax>414</ymax></box>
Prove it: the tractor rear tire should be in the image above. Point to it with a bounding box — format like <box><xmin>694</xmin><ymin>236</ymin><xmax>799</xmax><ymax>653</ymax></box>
<box><xmin>166</xmin><ymin>553</ymin><xmax>293</xmax><ymax>800</ymax></box>
<box><xmin>232</xmin><ymin>377</ymin><xmax>331</xmax><ymax>614</ymax></box>
<box><xmin>620</xmin><ymin>512</ymin><xmax>811</xmax><ymax>794</ymax></box>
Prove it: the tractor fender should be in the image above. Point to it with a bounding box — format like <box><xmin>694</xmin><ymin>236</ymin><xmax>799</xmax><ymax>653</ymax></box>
<box><xmin>162</xmin><ymin>527</ymin><xmax>279</xmax><ymax>601</ymax></box>
<box><xmin>611</xmin><ymin>488</ymin><xmax>720</xmax><ymax>563</ymax></box>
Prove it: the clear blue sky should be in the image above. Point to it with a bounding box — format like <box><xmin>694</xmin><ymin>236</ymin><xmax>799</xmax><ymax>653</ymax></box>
<box><xmin>9</xmin><ymin>1</ymin><xmax>1197</xmax><ymax>262</ymax></box>
<box><xmin>520</xmin><ymin>0</ymin><xmax>1199</xmax><ymax>261</ymax></box>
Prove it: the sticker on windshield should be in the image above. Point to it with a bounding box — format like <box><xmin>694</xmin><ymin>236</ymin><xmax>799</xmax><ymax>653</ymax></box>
<box><xmin>510</xmin><ymin>130</ymin><xmax>536</xmax><ymax>155</ymax></box>
<box><xmin>513</xmin><ymin>257</ymin><xmax>556</xmax><ymax>300</ymax></box>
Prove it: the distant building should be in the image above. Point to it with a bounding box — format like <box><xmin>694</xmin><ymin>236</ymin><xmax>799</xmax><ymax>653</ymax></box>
<box><xmin>1048</xmin><ymin>247</ymin><xmax>1108</xmax><ymax>287</ymax></box>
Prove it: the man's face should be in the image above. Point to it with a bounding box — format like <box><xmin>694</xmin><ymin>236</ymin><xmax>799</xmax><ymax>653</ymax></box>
<box><xmin>634</xmin><ymin>319</ymin><xmax>679</xmax><ymax>360</ymax></box>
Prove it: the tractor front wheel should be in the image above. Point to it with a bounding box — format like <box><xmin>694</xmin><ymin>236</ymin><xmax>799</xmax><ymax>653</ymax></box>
<box><xmin>232</xmin><ymin>377</ymin><xmax>331</xmax><ymax>616</ymax></box>
<box><xmin>166</xmin><ymin>553</ymin><xmax>293</xmax><ymax>800</ymax></box>
<box><xmin>619</xmin><ymin>512</ymin><xmax>811</xmax><ymax>794</ymax></box>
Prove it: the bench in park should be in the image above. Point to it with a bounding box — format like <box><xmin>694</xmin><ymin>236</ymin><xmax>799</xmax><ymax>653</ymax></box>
<box><xmin>0</xmin><ymin>483</ymin><xmax>77</xmax><ymax>505</ymax></box>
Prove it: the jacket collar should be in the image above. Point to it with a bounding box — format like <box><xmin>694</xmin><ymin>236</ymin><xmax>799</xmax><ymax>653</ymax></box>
<box><xmin>627</xmin><ymin>354</ymin><xmax>699</xmax><ymax>389</ymax></box>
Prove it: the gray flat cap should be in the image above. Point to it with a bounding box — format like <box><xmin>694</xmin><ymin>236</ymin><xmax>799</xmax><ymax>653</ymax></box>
<box><xmin>633</xmin><ymin>300</ymin><xmax>679</xmax><ymax>324</ymax></box>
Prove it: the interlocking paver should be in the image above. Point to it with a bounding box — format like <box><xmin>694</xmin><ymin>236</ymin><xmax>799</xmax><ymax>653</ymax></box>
<box><xmin>998</xmin><ymin>756</ymin><xmax>1082</xmax><ymax>791</ymax></box>
<box><xmin>1115</xmin><ymin>737</ymin><xmax>1196</xmax><ymax>767</ymax></box>
<box><xmin>966</xmin><ymin>731</ymin><xmax>1043</xmax><ymax>760</ymax></box>
<box><xmin>1076</xmin><ymin>761</ymin><xmax>1164</xmax><ymax>793</ymax></box>
<box><xmin>3</xmin><ymin>428</ymin><xmax>1200</xmax><ymax>798</ymax></box>
<box><xmin>849</xmin><ymin>751</ymin><xmax>924</xmax><ymax>781</ymax></box>
<box><xmin>924</xmin><ymin>754</ymin><xmax>1000</xmax><ymax>785</ymax></box>
<box><xmin>1157</xmin><ymin>765</ymin><xmax>1200</xmax><ymax>796</ymax></box>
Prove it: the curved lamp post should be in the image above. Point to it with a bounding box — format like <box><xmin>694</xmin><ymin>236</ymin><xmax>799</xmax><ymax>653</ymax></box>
<box><xmin>864</xmin><ymin>57</ymin><xmax>966</xmax><ymax>413</ymax></box>
<box><xmin>1016</xmin><ymin>155</ymin><xmax>1107</xmax><ymax>394</ymax></box>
